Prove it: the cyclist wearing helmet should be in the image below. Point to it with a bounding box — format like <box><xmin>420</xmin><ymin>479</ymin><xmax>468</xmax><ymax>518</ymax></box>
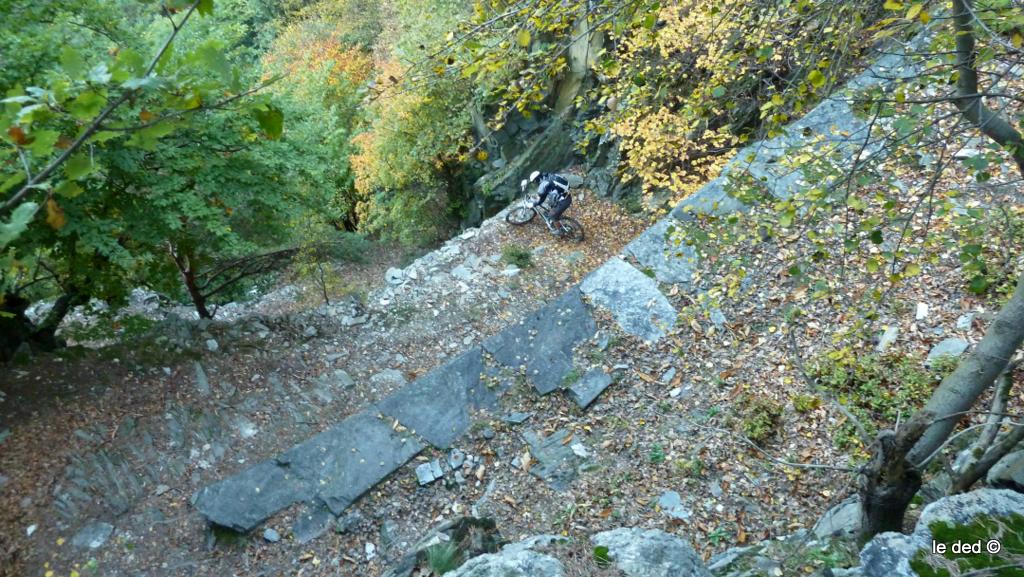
<box><xmin>528</xmin><ymin>170</ymin><xmax>572</xmax><ymax>234</ymax></box>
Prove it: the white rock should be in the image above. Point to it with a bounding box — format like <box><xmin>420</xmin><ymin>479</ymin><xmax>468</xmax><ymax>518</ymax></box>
<box><xmin>385</xmin><ymin>268</ymin><xmax>405</xmax><ymax>285</ymax></box>
<box><xmin>915</xmin><ymin>302</ymin><xmax>929</xmax><ymax>321</ymax></box>
<box><xmin>956</xmin><ymin>312</ymin><xmax>975</xmax><ymax>331</ymax></box>
<box><xmin>876</xmin><ymin>326</ymin><xmax>899</xmax><ymax>352</ymax></box>
<box><xmin>365</xmin><ymin>542</ymin><xmax>376</xmax><ymax>560</ymax></box>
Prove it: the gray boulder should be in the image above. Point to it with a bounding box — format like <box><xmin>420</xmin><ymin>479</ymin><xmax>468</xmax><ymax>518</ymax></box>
<box><xmin>448</xmin><ymin>547</ymin><xmax>564</xmax><ymax>577</ymax></box>
<box><xmin>581</xmin><ymin>258</ymin><xmax>677</xmax><ymax>343</ymax></box>
<box><xmin>859</xmin><ymin>489</ymin><xmax>1024</xmax><ymax>577</ymax></box>
<box><xmin>386</xmin><ymin>268</ymin><xmax>405</xmax><ymax>285</ymax></box>
<box><xmin>813</xmin><ymin>496</ymin><xmax>862</xmax><ymax>539</ymax></box>
<box><xmin>987</xmin><ymin>450</ymin><xmax>1024</xmax><ymax>491</ymax></box>
<box><xmin>925</xmin><ymin>338</ymin><xmax>968</xmax><ymax>367</ymax></box>
<box><xmin>657</xmin><ymin>491</ymin><xmax>692</xmax><ymax>521</ymax></box>
<box><xmin>591</xmin><ymin>528</ymin><xmax>711</xmax><ymax>577</ymax></box>
<box><xmin>523</xmin><ymin>429</ymin><xmax>579</xmax><ymax>491</ymax></box>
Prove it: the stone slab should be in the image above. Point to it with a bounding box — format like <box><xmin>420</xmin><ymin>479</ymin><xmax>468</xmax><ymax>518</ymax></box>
<box><xmin>278</xmin><ymin>411</ymin><xmax>425</xmax><ymax>516</ymax></box>
<box><xmin>567</xmin><ymin>368</ymin><xmax>613</xmax><ymax>409</ymax></box>
<box><xmin>71</xmin><ymin>521</ymin><xmax>114</xmax><ymax>550</ymax></box>
<box><xmin>581</xmin><ymin>258</ymin><xmax>677</xmax><ymax>343</ymax></box>
<box><xmin>194</xmin><ymin>459</ymin><xmax>312</xmax><ymax>532</ymax></box>
<box><xmin>195</xmin><ymin>410</ymin><xmax>424</xmax><ymax>531</ymax></box>
<box><xmin>523</xmin><ymin>429</ymin><xmax>579</xmax><ymax>491</ymax></box>
<box><xmin>483</xmin><ymin>289</ymin><xmax>597</xmax><ymax>395</ymax></box>
<box><xmin>623</xmin><ymin>218</ymin><xmax>698</xmax><ymax>287</ymax></box>
<box><xmin>377</xmin><ymin>347</ymin><xmax>483</xmax><ymax>449</ymax></box>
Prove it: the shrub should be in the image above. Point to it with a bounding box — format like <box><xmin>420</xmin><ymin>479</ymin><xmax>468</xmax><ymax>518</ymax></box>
<box><xmin>734</xmin><ymin>393</ymin><xmax>783</xmax><ymax>445</ymax></box>
<box><xmin>327</xmin><ymin>232</ymin><xmax>372</xmax><ymax>264</ymax></box>
<box><xmin>792</xmin><ymin>394</ymin><xmax>823</xmax><ymax>413</ymax></box>
<box><xmin>501</xmin><ymin>244</ymin><xmax>533</xmax><ymax>268</ymax></box>
<box><xmin>424</xmin><ymin>542</ymin><xmax>461</xmax><ymax>575</ymax></box>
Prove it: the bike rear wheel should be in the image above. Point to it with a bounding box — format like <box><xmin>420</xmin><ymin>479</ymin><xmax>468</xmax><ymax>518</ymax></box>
<box><xmin>559</xmin><ymin>217</ymin><xmax>585</xmax><ymax>242</ymax></box>
<box><xmin>505</xmin><ymin>204</ymin><xmax>536</xmax><ymax>225</ymax></box>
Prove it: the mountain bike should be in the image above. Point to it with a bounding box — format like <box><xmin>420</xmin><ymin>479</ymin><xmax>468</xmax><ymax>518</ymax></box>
<box><xmin>505</xmin><ymin>190</ymin><xmax>585</xmax><ymax>242</ymax></box>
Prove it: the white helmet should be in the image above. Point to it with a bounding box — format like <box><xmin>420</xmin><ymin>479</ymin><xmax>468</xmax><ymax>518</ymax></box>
<box><xmin>529</xmin><ymin>170</ymin><xmax>541</xmax><ymax>183</ymax></box>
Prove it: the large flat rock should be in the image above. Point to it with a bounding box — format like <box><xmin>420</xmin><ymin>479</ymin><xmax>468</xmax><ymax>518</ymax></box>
<box><xmin>624</xmin><ymin>218</ymin><xmax>698</xmax><ymax>287</ymax></box>
<box><xmin>377</xmin><ymin>347</ymin><xmax>484</xmax><ymax>448</ymax></box>
<box><xmin>279</xmin><ymin>411</ymin><xmax>425</xmax><ymax>516</ymax></box>
<box><xmin>195</xmin><ymin>411</ymin><xmax>424</xmax><ymax>530</ymax></box>
<box><xmin>483</xmin><ymin>290</ymin><xmax>596</xmax><ymax>395</ymax></box>
<box><xmin>581</xmin><ymin>258</ymin><xmax>676</xmax><ymax>343</ymax></box>
<box><xmin>194</xmin><ymin>458</ymin><xmax>314</xmax><ymax>532</ymax></box>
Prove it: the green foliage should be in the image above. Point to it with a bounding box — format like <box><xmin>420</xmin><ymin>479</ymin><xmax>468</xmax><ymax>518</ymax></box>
<box><xmin>593</xmin><ymin>545</ymin><xmax>612</xmax><ymax>568</ymax></box>
<box><xmin>648</xmin><ymin>442</ymin><xmax>666</xmax><ymax>464</ymax></box>
<box><xmin>911</xmin><ymin>513</ymin><xmax>1024</xmax><ymax>577</ymax></box>
<box><xmin>792</xmin><ymin>394</ymin><xmax>823</xmax><ymax>413</ymax></box>
<box><xmin>733</xmin><ymin>392</ymin><xmax>783</xmax><ymax>445</ymax></box>
<box><xmin>0</xmin><ymin>0</ymin><xmax>319</xmax><ymax>324</ymax></box>
<box><xmin>949</xmin><ymin>203</ymin><xmax>1024</xmax><ymax>298</ymax></box>
<box><xmin>501</xmin><ymin>244</ymin><xmax>534</xmax><ymax>269</ymax></box>
<box><xmin>673</xmin><ymin>457</ymin><xmax>705</xmax><ymax>478</ymax></box>
<box><xmin>424</xmin><ymin>542</ymin><xmax>462</xmax><ymax>576</ymax></box>
<box><xmin>810</xmin><ymin>348</ymin><xmax>953</xmax><ymax>445</ymax></box>
<box><xmin>562</xmin><ymin>367</ymin><xmax>582</xmax><ymax>386</ymax></box>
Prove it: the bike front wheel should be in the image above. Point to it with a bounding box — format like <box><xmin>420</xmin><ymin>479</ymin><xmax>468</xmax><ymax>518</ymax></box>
<box><xmin>505</xmin><ymin>204</ymin><xmax>536</xmax><ymax>225</ymax></box>
<box><xmin>559</xmin><ymin>217</ymin><xmax>585</xmax><ymax>242</ymax></box>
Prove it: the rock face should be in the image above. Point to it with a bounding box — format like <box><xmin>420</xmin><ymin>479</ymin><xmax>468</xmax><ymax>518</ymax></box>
<box><xmin>859</xmin><ymin>488</ymin><xmax>1024</xmax><ymax>577</ymax></box>
<box><xmin>581</xmin><ymin>258</ymin><xmax>677</xmax><ymax>343</ymax></box>
<box><xmin>483</xmin><ymin>289</ymin><xmax>596</xmax><ymax>395</ymax></box>
<box><xmin>591</xmin><ymin>528</ymin><xmax>711</xmax><ymax>577</ymax></box>
<box><xmin>623</xmin><ymin>218</ymin><xmax>699</xmax><ymax>287</ymax></box>
<box><xmin>987</xmin><ymin>450</ymin><xmax>1024</xmax><ymax>491</ymax></box>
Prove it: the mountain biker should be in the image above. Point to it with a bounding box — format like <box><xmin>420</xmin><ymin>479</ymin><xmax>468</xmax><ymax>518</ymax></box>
<box><xmin>528</xmin><ymin>171</ymin><xmax>572</xmax><ymax>235</ymax></box>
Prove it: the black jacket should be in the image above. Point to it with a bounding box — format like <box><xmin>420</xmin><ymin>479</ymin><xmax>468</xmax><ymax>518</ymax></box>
<box><xmin>534</xmin><ymin>173</ymin><xmax>570</xmax><ymax>207</ymax></box>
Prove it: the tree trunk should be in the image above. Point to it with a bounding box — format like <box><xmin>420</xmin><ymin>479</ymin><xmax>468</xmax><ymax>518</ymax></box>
<box><xmin>0</xmin><ymin>293</ymin><xmax>35</xmax><ymax>361</ymax></box>
<box><xmin>907</xmin><ymin>272</ymin><xmax>1024</xmax><ymax>465</ymax></box>
<box><xmin>30</xmin><ymin>287</ymin><xmax>85</xmax><ymax>349</ymax></box>
<box><xmin>859</xmin><ymin>414</ymin><xmax>930</xmax><ymax>538</ymax></box>
<box><xmin>182</xmin><ymin>265</ymin><xmax>212</xmax><ymax>319</ymax></box>
<box><xmin>0</xmin><ymin>287</ymin><xmax>84</xmax><ymax>361</ymax></box>
<box><xmin>952</xmin><ymin>0</ymin><xmax>1024</xmax><ymax>175</ymax></box>
<box><xmin>169</xmin><ymin>244</ymin><xmax>213</xmax><ymax>319</ymax></box>
<box><xmin>950</xmin><ymin>423</ymin><xmax>1024</xmax><ymax>493</ymax></box>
